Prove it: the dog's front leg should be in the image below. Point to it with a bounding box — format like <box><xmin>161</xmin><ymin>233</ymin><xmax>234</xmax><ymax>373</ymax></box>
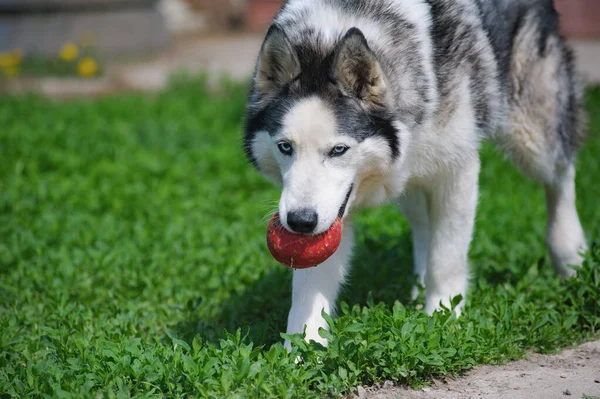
<box><xmin>398</xmin><ymin>189</ymin><xmax>430</xmax><ymax>299</ymax></box>
<box><xmin>284</xmin><ymin>222</ymin><xmax>354</xmax><ymax>351</ymax></box>
<box><xmin>425</xmin><ymin>158</ymin><xmax>480</xmax><ymax>315</ymax></box>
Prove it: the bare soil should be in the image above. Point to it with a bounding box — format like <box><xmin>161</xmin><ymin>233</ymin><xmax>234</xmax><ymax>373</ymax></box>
<box><xmin>355</xmin><ymin>339</ymin><xmax>600</xmax><ymax>399</ymax></box>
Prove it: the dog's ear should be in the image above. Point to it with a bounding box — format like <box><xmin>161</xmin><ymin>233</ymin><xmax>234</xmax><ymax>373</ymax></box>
<box><xmin>332</xmin><ymin>28</ymin><xmax>386</xmax><ymax>106</ymax></box>
<box><xmin>256</xmin><ymin>25</ymin><xmax>300</xmax><ymax>96</ymax></box>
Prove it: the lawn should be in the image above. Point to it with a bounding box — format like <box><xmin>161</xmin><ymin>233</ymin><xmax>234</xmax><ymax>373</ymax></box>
<box><xmin>1</xmin><ymin>77</ymin><xmax>599</xmax><ymax>399</ymax></box>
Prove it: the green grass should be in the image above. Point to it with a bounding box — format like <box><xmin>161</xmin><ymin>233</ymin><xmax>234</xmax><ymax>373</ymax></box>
<box><xmin>1</xmin><ymin>77</ymin><xmax>599</xmax><ymax>398</ymax></box>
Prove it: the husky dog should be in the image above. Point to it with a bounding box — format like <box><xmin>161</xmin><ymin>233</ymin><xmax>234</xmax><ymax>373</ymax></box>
<box><xmin>243</xmin><ymin>0</ymin><xmax>588</xmax><ymax>349</ymax></box>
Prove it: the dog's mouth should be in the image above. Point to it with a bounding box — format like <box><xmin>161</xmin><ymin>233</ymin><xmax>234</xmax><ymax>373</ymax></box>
<box><xmin>337</xmin><ymin>184</ymin><xmax>354</xmax><ymax>220</ymax></box>
<box><xmin>280</xmin><ymin>184</ymin><xmax>353</xmax><ymax>236</ymax></box>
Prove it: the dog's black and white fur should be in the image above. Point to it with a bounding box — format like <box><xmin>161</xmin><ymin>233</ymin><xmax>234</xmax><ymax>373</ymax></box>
<box><xmin>243</xmin><ymin>0</ymin><xmax>588</xmax><ymax>349</ymax></box>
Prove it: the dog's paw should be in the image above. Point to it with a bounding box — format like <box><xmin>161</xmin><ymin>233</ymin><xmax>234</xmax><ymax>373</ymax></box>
<box><xmin>411</xmin><ymin>276</ymin><xmax>425</xmax><ymax>301</ymax></box>
<box><xmin>283</xmin><ymin>329</ymin><xmax>329</xmax><ymax>352</ymax></box>
<box><xmin>284</xmin><ymin>335</ymin><xmax>327</xmax><ymax>364</ymax></box>
<box><xmin>425</xmin><ymin>293</ymin><xmax>464</xmax><ymax>316</ymax></box>
<box><xmin>546</xmin><ymin>228</ymin><xmax>587</xmax><ymax>278</ymax></box>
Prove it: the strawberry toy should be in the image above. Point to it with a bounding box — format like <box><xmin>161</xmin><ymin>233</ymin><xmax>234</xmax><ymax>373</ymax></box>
<box><xmin>266</xmin><ymin>213</ymin><xmax>342</xmax><ymax>269</ymax></box>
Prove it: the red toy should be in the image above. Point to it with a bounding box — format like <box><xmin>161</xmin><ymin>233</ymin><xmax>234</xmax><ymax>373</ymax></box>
<box><xmin>266</xmin><ymin>213</ymin><xmax>343</xmax><ymax>269</ymax></box>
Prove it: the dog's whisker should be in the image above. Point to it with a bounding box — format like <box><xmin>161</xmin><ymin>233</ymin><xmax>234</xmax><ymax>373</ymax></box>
<box><xmin>258</xmin><ymin>200</ymin><xmax>280</xmax><ymax>213</ymax></box>
<box><xmin>261</xmin><ymin>208</ymin><xmax>279</xmax><ymax>223</ymax></box>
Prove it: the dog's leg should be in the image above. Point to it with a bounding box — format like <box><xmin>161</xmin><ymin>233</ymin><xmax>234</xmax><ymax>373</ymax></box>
<box><xmin>284</xmin><ymin>222</ymin><xmax>354</xmax><ymax>351</ymax></box>
<box><xmin>545</xmin><ymin>163</ymin><xmax>587</xmax><ymax>277</ymax></box>
<box><xmin>425</xmin><ymin>158</ymin><xmax>480</xmax><ymax>315</ymax></box>
<box><xmin>398</xmin><ymin>189</ymin><xmax>430</xmax><ymax>299</ymax></box>
<box><xmin>498</xmin><ymin>11</ymin><xmax>588</xmax><ymax>277</ymax></box>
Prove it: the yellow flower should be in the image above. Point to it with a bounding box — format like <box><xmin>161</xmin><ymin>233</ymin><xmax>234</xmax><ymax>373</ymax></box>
<box><xmin>0</xmin><ymin>50</ymin><xmax>22</xmax><ymax>68</ymax></box>
<box><xmin>77</xmin><ymin>57</ymin><xmax>98</xmax><ymax>77</ymax></box>
<box><xmin>0</xmin><ymin>54</ymin><xmax>12</xmax><ymax>68</ymax></box>
<box><xmin>60</xmin><ymin>42</ymin><xmax>79</xmax><ymax>62</ymax></box>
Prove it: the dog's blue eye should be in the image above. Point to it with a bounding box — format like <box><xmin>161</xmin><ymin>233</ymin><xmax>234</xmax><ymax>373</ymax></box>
<box><xmin>329</xmin><ymin>145</ymin><xmax>349</xmax><ymax>157</ymax></box>
<box><xmin>277</xmin><ymin>141</ymin><xmax>293</xmax><ymax>155</ymax></box>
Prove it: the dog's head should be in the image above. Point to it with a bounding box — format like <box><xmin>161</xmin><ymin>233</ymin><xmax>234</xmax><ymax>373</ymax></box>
<box><xmin>244</xmin><ymin>26</ymin><xmax>407</xmax><ymax>234</ymax></box>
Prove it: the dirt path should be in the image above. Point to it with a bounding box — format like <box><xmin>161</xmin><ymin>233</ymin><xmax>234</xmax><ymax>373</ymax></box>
<box><xmin>356</xmin><ymin>340</ymin><xmax>600</xmax><ymax>399</ymax></box>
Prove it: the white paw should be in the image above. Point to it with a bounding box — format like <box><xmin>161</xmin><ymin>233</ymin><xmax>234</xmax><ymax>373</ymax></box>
<box><xmin>305</xmin><ymin>328</ymin><xmax>328</xmax><ymax>347</ymax></box>
<box><xmin>411</xmin><ymin>285</ymin><xmax>420</xmax><ymax>301</ymax></box>
<box><xmin>546</xmin><ymin>228</ymin><xmax>587</xmax><ymax>278</ymax></box>
<box><xmin>284</xmin><ymin>339</ymin><xmax>292</xmax><ymax>353</ymax></box>
<box><xmin>425</xmin><ymin>294</ymin><xmax>464</xmax><ymax>316</ymax></box>
<box><xmin>411</xmin><ymin>275</ymin><xmax>425</xmax><ymax>301</ymax></box>
<box><xmin>283</xmin><ymin>324</ymin><xmax>329</xmax><ymax>354</ymax></box>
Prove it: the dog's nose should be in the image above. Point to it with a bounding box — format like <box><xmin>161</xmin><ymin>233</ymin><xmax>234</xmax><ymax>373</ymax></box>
<box><xmin>287</xmin><ymin>209</ymin><xmax>318</xmax><ymax>234</ymax></box>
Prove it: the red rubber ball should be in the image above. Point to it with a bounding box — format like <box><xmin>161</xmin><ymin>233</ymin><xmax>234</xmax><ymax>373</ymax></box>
<box><xmin>266</xmin><ymin>213</ymin><xmax>343</xmax><ymax>269</ymax></box>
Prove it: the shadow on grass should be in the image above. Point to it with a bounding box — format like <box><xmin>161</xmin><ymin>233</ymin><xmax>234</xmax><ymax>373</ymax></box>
<box><xmin>475</xmin><ymin>256</ymin><xmax>549</xmax><ymax>287</ymax></box>
<box><xmin>173</xmin><ymin>229</ymin><xmax>417</xmax><ymax>347</ymax></box>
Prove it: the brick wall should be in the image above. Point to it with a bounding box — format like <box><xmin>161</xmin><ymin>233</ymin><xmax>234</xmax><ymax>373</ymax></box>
<box><xmin>244</xmin><ymin>0</ymin><xmax>283</xmax><ymax>32</ymax></box>
<box><xmin>242</xmin><ymin>0</ymin><xmax>600</xmax><ymax>38</ymax></box>
<box><xmin>555</xmin><ymin>0</ymin><xmax>600</xmax><ymax>38</ymax></box>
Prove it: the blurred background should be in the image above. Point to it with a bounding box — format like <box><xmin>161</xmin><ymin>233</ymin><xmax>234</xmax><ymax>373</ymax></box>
<box><xmin>0</xmin><ymin>0</ymin><xmax>599</xmax><ymax>98</ymax></box>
